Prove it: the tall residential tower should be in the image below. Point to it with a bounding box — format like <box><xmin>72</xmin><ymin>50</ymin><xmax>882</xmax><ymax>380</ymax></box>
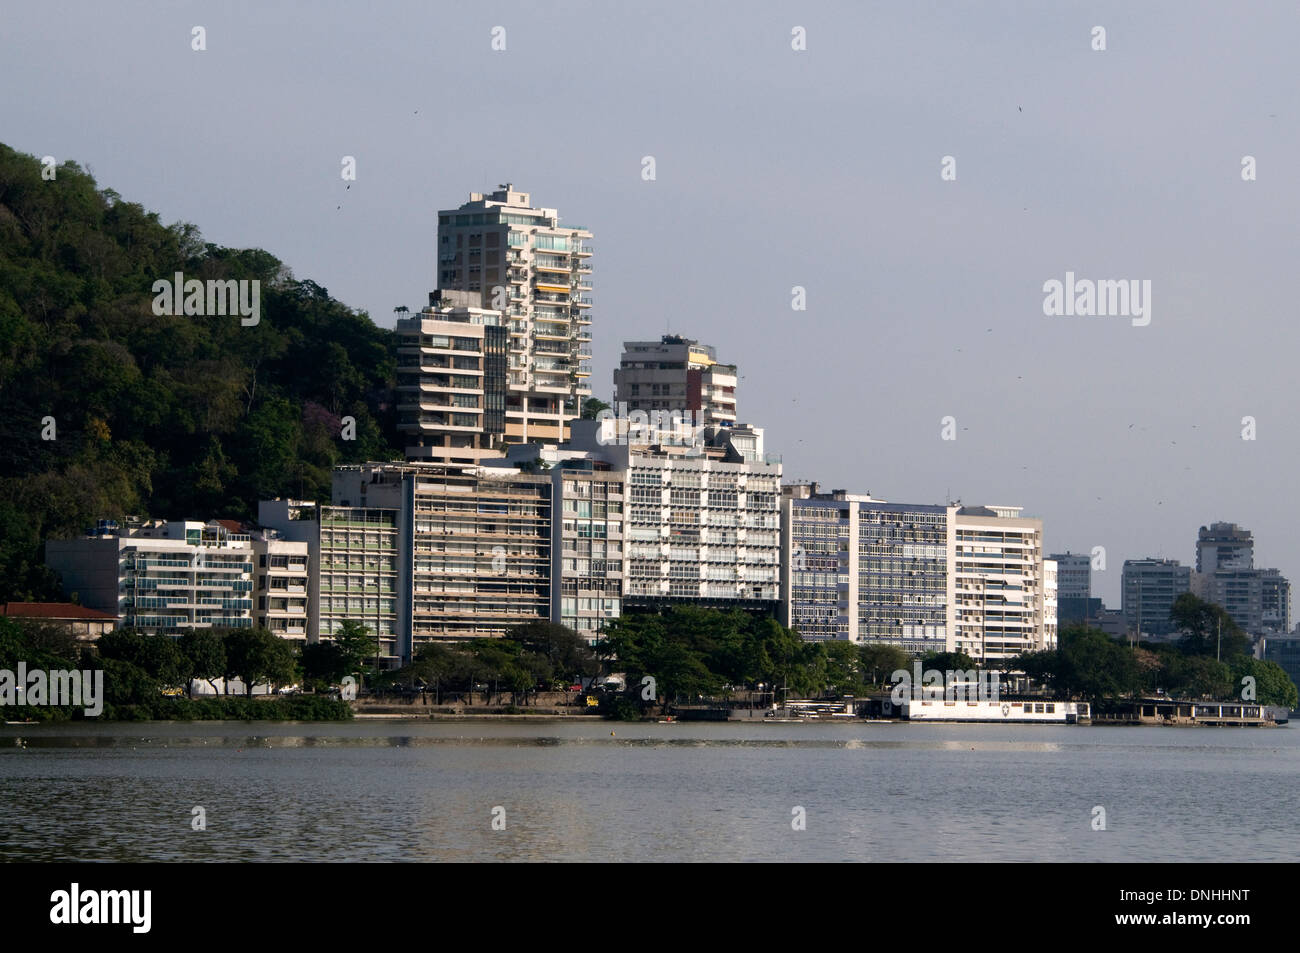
<box><xmin>436</xmin><ymin>185</ymin><xmax>593</xmax><ymax>446</ymax></box>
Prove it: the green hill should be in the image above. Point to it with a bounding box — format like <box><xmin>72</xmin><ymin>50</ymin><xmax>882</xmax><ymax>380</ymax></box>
<box><xmin>0</xmin><ymin>143</ymin><xmax>401</xmax><ymax>602</ymax></box>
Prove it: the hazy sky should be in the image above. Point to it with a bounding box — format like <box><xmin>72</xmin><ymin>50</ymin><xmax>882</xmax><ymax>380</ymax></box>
<box><xmin>5</xmin><ymin>1</ymin><xmax>1298</xmax><ymax>605</ymax></box>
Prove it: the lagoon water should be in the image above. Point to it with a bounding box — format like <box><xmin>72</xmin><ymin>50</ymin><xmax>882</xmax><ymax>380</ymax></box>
<box><xmin>1</xmin><ymin>720</ymin><xmax>1296</xmax><ymax>862</ymax></box>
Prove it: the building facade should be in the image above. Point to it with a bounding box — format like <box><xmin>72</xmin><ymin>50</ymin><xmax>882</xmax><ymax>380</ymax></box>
<box><xmin>779</xmin><ymin>484</ymin><xmax>953</xmax><ymax>651</ymax></box>
<box><xmin>46</xmin><ymin>519</ymin><xmax>261</xmax><ymax>637</ymax></box>
<box><xmin>436</xmin><ymin>184</ymin><xmax>592</xmax><ymax>444</ymax></box>
<box><xmin>613</xmin><ymin>335</ymin><xmax>738</xmax><ymax>427</ymax></box>
<box><xmin>259</xmin><ymin>500</ymin><xmax>401</xmax><ymax>665</ymax></box>
<box><xmin>251</xmin><ymin>531</ymin><xmax>310</xmax><ymax>645</ymax></box>
<box><xmin>551</xmin><ymin>461</ymin><xmax>625</xmax><ymax>640</ymax></box>
<box><xmin>1121</xmin><ymin>558</ymin><xmax>1191</xmax><ymax>638</ymax></box>
<box><xmin>1196</xmin><ymin>522</ymin><xmax>1254</xmax><ymax>573</ymax></box>
<box><xmin>395</xmin><ymin>289</ymin><xmax>508</xmax><ymax>464</ymax></box>
<box><xmin>951</xmin><ymin>506</ymin><xmax>1052</xmax><ymax>662</ymax></box>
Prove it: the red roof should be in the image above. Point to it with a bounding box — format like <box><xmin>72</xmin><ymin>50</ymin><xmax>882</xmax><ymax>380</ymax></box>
<box><xmin>215</xmin><ymin>519</ymin><xmax>247</xmax><ymax>532</ymax></box>
<box><xmin>2</xmin><ymin>602</ymin><xmax>118</xmax><ymax>621</ymax></box>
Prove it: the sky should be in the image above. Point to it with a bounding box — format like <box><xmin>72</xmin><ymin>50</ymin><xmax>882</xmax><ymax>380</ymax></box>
<box><xmin>4</xmin><ymin>0</ymin><xmax>1298</xmax><ymax>606</ymax></box>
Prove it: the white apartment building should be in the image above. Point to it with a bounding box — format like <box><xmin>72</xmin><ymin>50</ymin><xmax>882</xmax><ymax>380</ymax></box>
<box><xmin>437</xmin><ymin>184</ymin><xmax>593</xmax><ymax>444</ymax></box>
<box><xmin>780</xmin><ymin>484</ymin><xmax>953</xmax><ymax>650</ymax></box>
<box><xmin>613</xmin><ymin>336</ymin><xmax>738</xmax><ymax>427</ymax></box>
<box><xmin>951</xmin><ymin>506</ymin><xmax>1052</xmax><ymax>662</ymax></box>
<box><xmin>251</xmin><ymin>530</ymin><xmax>310</xmax><ymax>645</ymax></box>
<box><xmin>1044</xmin><ymin>558</ymin><xmax>1058</xmax><ymax>648</ymax></box>
<box><xmin>46</xmin><ymin>519</ymin><xmax>260</xmax><ymax>637</ymax></box>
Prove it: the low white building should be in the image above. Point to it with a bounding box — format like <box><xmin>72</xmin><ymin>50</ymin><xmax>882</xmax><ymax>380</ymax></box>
<box><xmin>47</xmin><ymin>519</ymin><xmax>257</xmax><ymax>637</ymax></box>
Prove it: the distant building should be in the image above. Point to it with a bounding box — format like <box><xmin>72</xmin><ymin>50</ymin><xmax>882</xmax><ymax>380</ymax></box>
<box><xmin>1049</xmin><ymin>551</ymin><xmax>1100</xmax><ymax>624</ymax></box>
<box><xmin>1196</xmin><ymin>522</ymin><xmax>1254</xmax><ymax>573</ymax></box>
<box><xmin>436</xmin><ymin>184</ymin><xmax>593</xmax><ymax>444</ymax></box>
<box><xmin>1260</xmin><ymin>635</ymin><xmax>1300</xmax><ymax>709</ymax></box>
<box><xmin>330</xmin><ymin>463</ymin><xmax>553</xmax><ymax>658</ymax></box>
<box><xmin>1094</xmin><ymin>607</ymin><xmax>1128</xmax><ymax>640</ymax></box>
<box><xmin>260</xmin><ymin>500</ymin><xmax>402</xmax><ymax>666</ymax></box>
<box><xmin>613</xmin><ymin>336</ymin><xmax>738</xmax><ymax>428</ymax></box>
<box><xmin>1121</xmin><ymin>558</ymin><xmax>1191</xmax><ymax>638</ymax></box>
<box><xmin>779</xmin><ymin>484</ymin><xmax>952</xmax><ymax>651</ymax></box>
<box><xmin>953</xmin><ymin>506</ymin><xmax>1053</xmax><ymax>662</ymax></box>
<box><xmin>396</xmin><ymin>289</ymin><xmax>508</xmax><ymax>465</ymax></box>
<box><xmin>1</xmin><ymin>602</ymin><xmax>117</xmax><ymax>640</ymax></box>
<box><xmin>1189</xmin><ymin>523</ymin><xmax>1291</xmax><ymax>637</ymax></box>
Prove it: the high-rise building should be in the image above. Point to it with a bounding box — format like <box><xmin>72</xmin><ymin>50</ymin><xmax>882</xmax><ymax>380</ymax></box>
<box><xmin>1049</xmin><ymin>552</ymin><xmax>1091</xmax><ymax>601</ymax></box>
<box><xmin>258</xmin><ymin>500</ymin><xmax>401</xmax><ymax>664</ymax></box>
<box><xmin>952</xmin><ymin>506</ymin><xmax>1053</xmax><ymax>661</ymax></box>
<box><xmin>1189</xmin><ymin>523</ymin><xmax>1290</xmax><ymax>638</ymax></box>
<box><xmin>550</xmin><ymin>460</ymin><xmax>625</xmax><ymax>640</ymax></box>
<box><xmin>1196</xmin><ymin>522</ymin><xmax>1254</xmax><ymax>573</ymax></box>
<box><xmin>331</xmin><ymin>462</ymin><xmax>553</xmax><ymax>657</ymax></box>
<box><xmin>1044</xmin><ymin>558</ymin><xmax>1058</xmax><ymax>649</ymax></box>
<box><xmin>437</xmin><ymin>184</ymin><xmax>592</xmax><ymax>445</ymax></box>
<box><xmin>779</xmin><ymin>484</ymin><xmax>952</xmax><ymax>650</ymax></box>
<box><xmin>613</xmin><ymin>336</ymin><xmax>738</xmax><ymax>427</ymax></box>
<box><xmin>1049</xmin><ymin>551</ymin><xmax>1100</xmax><ymax>624</ymax></box>
<box><xmin>396</xmin><ymin>289</ymin><xmax>509</xmax><ymax>464</ymax></box>
<box><xmin>1122</xmin><ymin>558</ymin><xmax>1191</xmax><ymax>638</ymax></box>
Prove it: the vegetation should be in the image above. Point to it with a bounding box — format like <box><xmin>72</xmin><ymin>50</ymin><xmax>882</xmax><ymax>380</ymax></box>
<box><xmin>1015</xmin><ymin>595</ymin><xmax>1298</xmax><ymax>709</ymax></box>
<box><xmin>385</xmin><ymin>621</ymin><xmax>600</xmax><ymax>704</ymax></box>
<box><xmin>0</xmin><ymin>143</ymin><xmax>401</xmax><ymax>604</ymax></box>
<box><xmin>0</xmin><ymin>617</ymin><xmax>352</xmax><ymax>721</ymax></box>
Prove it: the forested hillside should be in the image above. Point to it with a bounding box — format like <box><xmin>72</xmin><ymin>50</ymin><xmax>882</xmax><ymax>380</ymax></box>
<box><xmin>0</xmin><ymin>144</ymin><xmax>401</xmax><ymax>602</ymax></box>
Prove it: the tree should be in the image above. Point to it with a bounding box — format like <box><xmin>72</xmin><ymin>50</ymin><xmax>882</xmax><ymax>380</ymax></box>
<box><xmin>1229</xmin><ymin>656</ymin><xmax>1299</xmax><ymax>709</ymax></box>
<box><xmin>179</xmin><ymin>628</ymin><xmax>227</xmax><ymax>696</ymax></box>
<box><xmin>96</xmin><ymin>629</ymin><xmax>186</xmax><ymax>689</ymax></box>
<box><xmin>859</xmin><ymin>644</ymin><xmax>911</xmax><ymax>687</ymax></box>
<box><xmin>506</xmin><ymin>620</ymin><xmax>598</xmax><ymax>683</ymax></box>
<box><xmin>223</xmin><ymin>627</ymin><xmax>298</xmax><ymax>696</ymax></box>
<box><xmin>300</xmin><ymin>641</ymin><xmax>350</xmax><ymax>691</ymax></box>
<box><xmin>331</xmin><ymin>619</ymin><xmax>378</xmax><ymax>681</ymax></box>
<box><xmin>1056</xmin><ymin>626</ymin><xmax>1139</xmax><ymax>700</ymax></box>
<box><xmin>1169</xmin><ymin>593</ymin><xmax>1250</xmax><ymax>660</ymax></box>
<box><xmin>822</xmin><ymin>640</ymin><xmax>865</xmax><ymax>696</ymax></box>
<box><xmin>580</xmin><ymin>397</ymin><xmax>610</xmax><ymax>420</ymax></box>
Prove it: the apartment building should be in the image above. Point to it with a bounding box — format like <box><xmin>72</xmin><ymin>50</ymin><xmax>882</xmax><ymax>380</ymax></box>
<box><xmin>1121</xmin><ymin>558</ymin><xmax>1191</xmax><ymax>638</ymax></box>
<box><xmin>46</xmin><ymin>519</ymin><xmax>261</xmax><ymax>637</ymax></box>
<box><xmin>1189</xmin><ymin>522</ymin><xmax>1292</xmax><ymax>637</ymax></box>
<box><xmin>258</xmin><ymin>500</ymin><xmax>399</xmax><ymax>663</ymax></box>
<box><xmin>613</xmin><ymin>335</ymin><xmax>738</xmax><ymax>427</ymax></box>
<box><xmin>551</xmin><ymin>460</ymin><xmax>625</xmax><ymax>640</ymax></box>
<box><xmin>395</xmin><ymin>289</ymin><xmax>508</xmax><ymax>464</ymax></box>
<box><xmin>779</xmin><ymin>484</ymin><xmax>953</xmax><ymax>651</ymax></box>
<box><xmin>501</xmin><ymin>418</ymin><xmax>782</xmax><ymax>612</ymax></box>
<box><xmin>1044</xmin><ymin>558</ymin><xmax>1058</xmax><ymax>649</ymax></box>
<box><xmin>1196</xmin><ymin>522</ymin><xmax>1254</xmax><ymax>573</ymax></box>
<box><xmin>331</xmin><ymin>462</ymin><xmax>553</xmax><ymax>658</ymax></box>
<box><xmin>251</xmin><ymin>530</ymin><xmax>310</xmax><ymax>645</ymax></box>
<box><xmin>436</xmin><ymin>184</ymin><xmax>593</xmax><ymax>444</ymax></box>
<box><xmin>952</xmin><ymin>506</ymin><xmax>1052</xmax><ymax>662</ymax></box>
<box><xmin>1048</xmin><ymin>551</ymin><xmax>1100</xmax><ymax>624</ymax></box>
